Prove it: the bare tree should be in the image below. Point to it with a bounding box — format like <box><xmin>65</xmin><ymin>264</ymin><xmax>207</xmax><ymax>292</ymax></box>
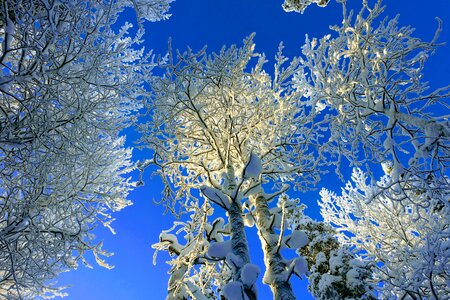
<box><xmin>0</xmin><ymin>0</ymin><xmax>172</xmax><ymax>298</ymax></box>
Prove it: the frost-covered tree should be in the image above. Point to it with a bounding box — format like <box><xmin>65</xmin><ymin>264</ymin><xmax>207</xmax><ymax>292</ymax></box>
<box><xmin>292</xmin><ymin>1</ymin><xmax>450</xmax><ymax>297</ymax></box>
<box><xmin>0</xmin><ymin>0</ymin><xmax>172</xmax><ymax>297</ymax></box>
<box><xmin>140</xmin><ymin>35</ymin><xmax>329</xmax><ymax>299</ymax></box>
<box><xmin>152</xmin><ymin>201</ymin><xmax>231</xmax><ymax>300</ymax></box>
<box><xmin>294</xmin><ymin>0</ymin><xmax>449</xmax><ymax>187</ymax></box>
<box><xmin>320</xmin><ymin>169</ymin><xmax>450</xmax><ymax>298</ymax></box>
<box><xmin>141</xmin><ymin>33</ymin><xmax>376</xmax><ymax>299</ymax></box>
<box><xmin>145</xmin><ymin>0</ymin><xmax>449</xmax><ymax>299</ymax></box>
<box><xmin>292</xmin><ymin>0</ymin><xmax>449</xmax><ymax>296</ymax></box>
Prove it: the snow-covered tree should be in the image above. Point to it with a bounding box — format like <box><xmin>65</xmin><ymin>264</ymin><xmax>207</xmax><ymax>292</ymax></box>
<box><xmin>320</xmin><ymin>169</ymin><xmax>450</xmax><ymax>298</ymax></box>
<box><xmin>152</xmin><ymin>201</ymin><xmax>232</xmax><ymax>300</ymax></box>
<box><xmin>294</xmin><ymin>0</ymin><xmax>449</xmax><ymax>188</ymax></box>
<box><xmin>145</xmin><ymin>0</ymin><xmax>449</xmax><ymax>299</ymax></box>
<box><xmin>0</xmin><ymin>0</ymin><xmax>172</xmax><ymax>297</ymax></box>
<box><xmin>142</xmin><ymin>34</ymin><xmax>375</xmax><ymax>299</ymax></box>
<box><xmin>140</xmin><ymin>35</ymin><xmax>329</xmax><ymax>299</ymax></box>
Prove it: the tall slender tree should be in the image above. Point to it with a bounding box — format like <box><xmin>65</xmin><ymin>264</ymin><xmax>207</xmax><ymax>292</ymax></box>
<box><xmin>140</xmin><ymin>35</ymin><xmax>324</xmax><ymax>299</ymax></box>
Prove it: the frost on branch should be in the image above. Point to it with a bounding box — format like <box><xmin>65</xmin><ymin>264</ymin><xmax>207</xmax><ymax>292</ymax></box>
<box><xmin>282</xmin><ymin>0</ymin><xmax>330</xmax><ymax>14</ymax></box>
<box><xmin>201</xmin><ymin>186</ymin><xmax>231</xmax><ymax>210</ymax></box>
<box><xmin>247</xmin><ymin>193</ymin><xmax>372</xmax><ymax>299</ymax></box>
<box><xmin>140</xmin><ymin>34</ymin><xmax>320</xmax><ymax>215</ymax></box>
<box><xmin>153</xmin><ymin>203</ymin><xmax>233</xmax><ymax>299</ymax></box>
<box><xmin>123</xmin><ymin>0</ymin><xmax>174</xmax><ymax>23</ymax></box>
<box><xmin>290</xmin><ymin>2</ymin><xmax>449</xmax><ymax>296</ymax></box>
<box><xmin>285</xmin><ymin>230</ymin><xmax>309</xmax><ymax>249</ymax></box>
<box><xmin>320</xmin><ymin>169</ymin><xmax>450</xmax><ymax>298</ymax></box>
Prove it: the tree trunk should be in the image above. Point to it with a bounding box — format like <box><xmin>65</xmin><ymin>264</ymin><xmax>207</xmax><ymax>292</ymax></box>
<box><xmin>228</xmin><ymin>200</ymin><xmax>256</xmax><ymax>300</ymax></box>
<box><xmin>253</xmin><ymin>194</ymin><xmax>296</xmax><ymax>300</ymax></box>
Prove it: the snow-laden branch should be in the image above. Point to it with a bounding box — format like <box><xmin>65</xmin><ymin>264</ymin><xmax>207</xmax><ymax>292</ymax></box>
<box><xmin>282</xmin><ymin>0</ymin><xmax>330</xmax><ymax>14</ymax></box>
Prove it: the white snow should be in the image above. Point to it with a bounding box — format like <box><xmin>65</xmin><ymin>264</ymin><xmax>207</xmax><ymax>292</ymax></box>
<box><xmin>201</xmin><ymin>185</ymin><xmax>231</xmax><ymax>209</ymax></box>
<box><xmin>159</xmin><ymin>232</ymin><xmax>182</xmax><ymax>254</ymax></box>
<box><xmin>329</xmin><ymin>252</ymin><xmax>344</xmax><ymax>273</ymax></box>
<box><xmin>160</xmin><ymin>232</ymin><xmax>178</xmax><ymax>244</ymax></box>
<box><xmin>286</xmin><ymin>230</ymin><xmax>309</xmax><ymax>249</ymax></box>
<box><xmin>244</xmin><ymin>153</ymin><xmax>262</xmax><ymax>179</ymax></box>
<box><xmin>381</xmin><ymin>160</ymin><xmax>393</xmax><ymax>175</ymax></box>
<box><xmin>221</xmin><ymin>281</ymin><xmax>246</xmax><ymax>300</ymax></box>
<box><xmin>315</xmin><ymin>252</ymin><xmax>327</xmax><ymax>265</ymax></box>
<box><xmin>271</xmin><ymin>212</ymin><xmax>283</xmax><ymax>230</ymax></box>
<box><xmin>346</xmin><ymin>268</ymin><xmax>361</xmax><ymax>289</ymax></box>
<box><xmin>243</xmin><ymin>213</ymin><xmax>255</xmax><ymax>227</ymax></box>
<box><xmin>240</xmin><ymin>263</ymin><xmax>260</xmax><ymax>286</ymax></box>
<box><xmin>226</xmin><ymin>253</ymin><xmax>244</xmax><ymax>268</ymax></box>
<box><xmin>282</xmin><ymin>0</ymin><xmax>330</xmax><ymax>14</ymax></box>
<box><xmin>318</xmin><ymin>274</ymin><xmax>340</xmax><ymax>292</ymax></box>
<box><xmin>315</xmin><ymin>101</ymin><xmax>326</xmax><ymax>112</ymax></box>
<box><xmin>293</xmin><ymin>256</ymin><xmax>308</xmax><ymax>274</ymax></box>
<box><xmin>207</xmin><ymin>240</ymin><xmax>232</xmax><ymax>259</ymax></box>
<box><xmin>206</xmin><ymin>217</ymin><xmax>226</xmax><ymax>242</ymax></box>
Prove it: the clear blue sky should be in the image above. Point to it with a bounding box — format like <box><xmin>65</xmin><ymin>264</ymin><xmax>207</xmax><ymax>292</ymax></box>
<box><xmin>58</xmin><ymin>1</ymin><xmax>450</xmax><ymax>299</ymax></box>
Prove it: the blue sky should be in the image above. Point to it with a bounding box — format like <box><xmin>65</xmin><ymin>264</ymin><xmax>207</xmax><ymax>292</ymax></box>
<box><xmin>58</xmin><ymin>1</ymin><xmax>450</xmax><ymax>299</ymax></box>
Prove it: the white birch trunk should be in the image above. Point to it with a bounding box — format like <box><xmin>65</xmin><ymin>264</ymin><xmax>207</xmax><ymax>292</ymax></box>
<box><xmin>228</xmin><ymin>200</ymin><xmax>256</xmax><ymax>300</ymax></box>
<box><xmin>253</xmin><ymin>194</ymin><xmax>296</xmax><ymax>300</ymax></box>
